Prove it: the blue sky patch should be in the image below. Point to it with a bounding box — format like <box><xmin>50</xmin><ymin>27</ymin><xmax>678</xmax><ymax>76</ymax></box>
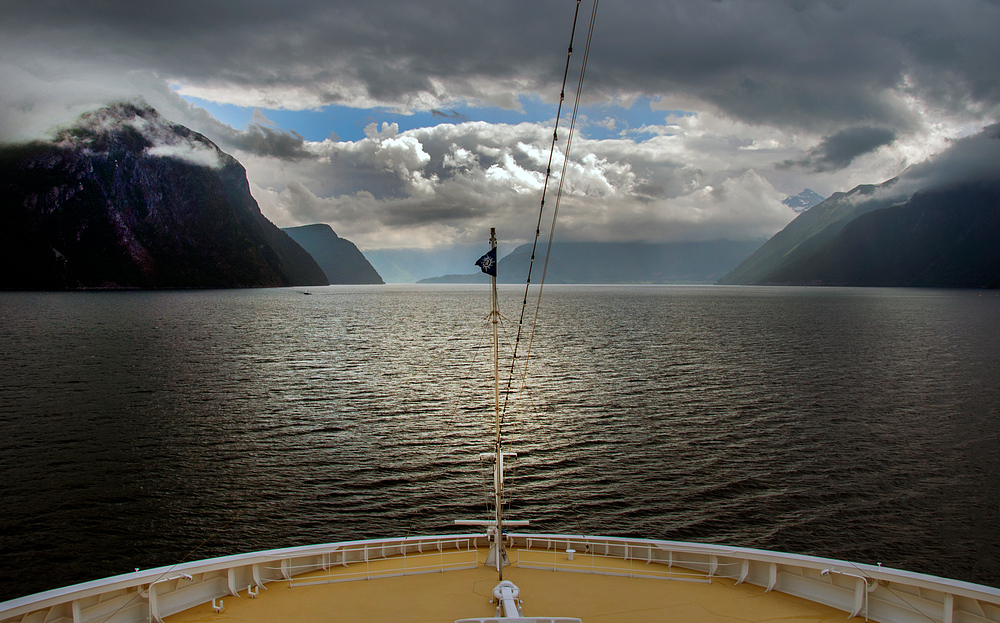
<box><xmin>180</xmin><ymin>93</ymin><xmax>686</xmax><ymax>143</ymax></box>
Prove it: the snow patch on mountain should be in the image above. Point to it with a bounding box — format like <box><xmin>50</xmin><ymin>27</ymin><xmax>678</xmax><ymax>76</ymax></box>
<box><xmin>782</xmin><ymin>188</ymin><xmax>825</xmax><ymax>212</ymax></box>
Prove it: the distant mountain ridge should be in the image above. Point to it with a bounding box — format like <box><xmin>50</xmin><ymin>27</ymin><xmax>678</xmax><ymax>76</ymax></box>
<box><xmin>0</xmin><ymin>103</ymin><xmax>327</xmax><ymax>289</ymax></box>
<box><xmin>719</xmin><ymin>180</ymin><xmax>900</xmax><ymax>285</ymax></box>
<box><xmin>282</xmin><ymin>224</ymin><xmax>384</xmax><ymax>284</ymax></box>
<box><xmin>363</xmin><ymin>244</ymin><xmax>487</xmax><ymax>283</ymax></box>
<box><xmin>721</xmin><ymin>178</ymin><xmax>1000</xmax><ymax>287</ymax></box>
<box><xmin>419</xmin><ymin>240</ymin><xmax>764</xmax><ymax>284</ymax></box>
<box><xmin>760</xmin><ymin>181</ymin><xmax>1000</xmax><ymax>287</ymax></box>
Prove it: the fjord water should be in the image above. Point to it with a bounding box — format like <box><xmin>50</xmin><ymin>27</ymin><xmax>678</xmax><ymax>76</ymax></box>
<box><xmin>1</xmin><ymin>285</ymin><xmax>999</xmax><ymax>601</ymax></box>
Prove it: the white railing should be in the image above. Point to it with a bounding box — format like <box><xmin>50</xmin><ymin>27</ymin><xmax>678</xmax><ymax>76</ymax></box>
<box><xmin>517</xmin><ymin>539</ymin><xmax>716</xmax><ymax>582</ymax></box>
<box><xmin>3</xmin><ymin>533</ymin><xmax>1000</xmax><ymax>623</ymax></box>
<box><xmin>0</xmin><ymin>534</ymin><xmax>484</xmax><ymax>623</ymax></box>
<box><xmin>509</xmin><ymin>534</ymin><xmax>1000</xmax><ymax>623</ymax></box>
<box><xmin>281</xmin><ymin>537</ymin><xmax>479</xmax><ymax>586</ymax></box>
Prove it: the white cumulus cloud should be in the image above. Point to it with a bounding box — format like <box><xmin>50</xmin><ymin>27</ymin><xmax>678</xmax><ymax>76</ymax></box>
<box><xmin>244</xmin><ymin>116</ymin><xmax>800</xmax><ymax>249</ymax></box>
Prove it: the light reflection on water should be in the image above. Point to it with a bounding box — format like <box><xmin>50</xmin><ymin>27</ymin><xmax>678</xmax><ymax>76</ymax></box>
<box><xmin>1</xmin><ymin>285</ymin><xmax>999</xmax><ymax>600</ymax></box>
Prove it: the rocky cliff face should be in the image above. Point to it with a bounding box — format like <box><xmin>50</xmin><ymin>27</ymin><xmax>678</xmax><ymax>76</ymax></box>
<box><xmin>0</xmin><ymin>103</ymin><xmax>328</xmax><ymax>289</ymax></box>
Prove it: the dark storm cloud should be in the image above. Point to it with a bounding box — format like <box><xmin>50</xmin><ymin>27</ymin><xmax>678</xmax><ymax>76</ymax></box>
<box><xmin>3</xmin><ymin>0</ymin><xmax>999</xmax><ymax>131</ymax></box>
<box><xmin>591</xmin><ymin>0</ymin><xmax>1000</xmax><ymax>132</ymax></box>
<box><xmin>3</xmin><ymin>0</ymin><xmax>1000</xmax><ymax>247</ymax></box>
<box><xmin>780</xmin><ymin>126</ymin><xmax>897</xmax><ymax>172</ymax></box>
<box><xmin>222</xmin><ymin>124</ymin><xmax>311</xmax><ymax>161</ymax></box>
<box><xmin>893</xmin><ymin>123</ymin><xmax>1000</xmax><ymax>195</ymax></box>
<box><xmin>431</xmin><ymin>109</ymin><xmax>469</xmax><ymax>122</ymax></box>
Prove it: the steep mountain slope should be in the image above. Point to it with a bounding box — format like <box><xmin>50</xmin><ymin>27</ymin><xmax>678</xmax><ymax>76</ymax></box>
<box><xmin>762</xmin><ymin>182</ymin><xmax>1000</xmax><ymax>287</ymax></box>
<box><xmin>719</xmin><ymin>181</ymin><xmax>900</xmax><ymax>285</ymax></box>
<box><xmin>282</xmin><ymin>224</ymin><xmax>384</xmax><ymax>284</ymax></box>
<box><xmin>0</xmin><ymin>103</ymin><xmax>327</xmax><ymax>289</ymax></box>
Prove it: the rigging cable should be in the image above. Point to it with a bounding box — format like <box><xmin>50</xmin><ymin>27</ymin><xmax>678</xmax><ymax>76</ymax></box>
<box><xmin>501</xmin><ymin>0</ymin><xmax>600</xmax><ymax>420</ymax></box>
<box><xmin>497</xmin><ymin>0</ymin><xmax>581</xmax><ymax>423</ymax></box>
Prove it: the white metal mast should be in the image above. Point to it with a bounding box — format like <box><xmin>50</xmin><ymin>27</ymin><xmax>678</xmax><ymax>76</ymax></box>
<box><xmin>488</xmin><ymin>228</ymin><xmax>505</xmax><ymax>580</ymax></box>
<box><xmin>454</xmin><ymin>228</ymin><xmax>527</xmax><ymax>580</ymax></box>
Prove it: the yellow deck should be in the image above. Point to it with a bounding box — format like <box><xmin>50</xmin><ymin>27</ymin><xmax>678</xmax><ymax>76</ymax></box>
<box><xmin>165</xmin><ymin>547</ymin><xmax>847</xmax><ymax>623</ymax></box>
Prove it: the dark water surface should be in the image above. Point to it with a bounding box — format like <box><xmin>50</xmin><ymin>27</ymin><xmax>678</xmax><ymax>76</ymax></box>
<box><xmin>1</xmin><ymin>285</ymin><xmax>999</xmax><ymax>601</ymax></box>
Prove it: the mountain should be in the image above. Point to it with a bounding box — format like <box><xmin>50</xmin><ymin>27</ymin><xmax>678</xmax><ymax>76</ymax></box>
<box><xmin>782</xmin><ymin>189</ymin><xmax>825</xmax><ymax>212</ymax></box>
<box><xmin>282</xmin><ymin>224</ymin><xmax>383</xmax><ymax>284</ymax></box>
<box><xmin>0</xmin><ymin>103</ymin><xmax>327</xmax><ymax>290</ymax></box>
<box><xmin>719</xmin><ymin>180</ymin><xmax>900</xmax><ymax>285</ymax></box>
<box><xmin>363</xmin><ymin>244</ymin><xmax>488</xmax><ymax>283</ymax></box>
<box><xmin>759</xmin><ymin>181</ymin><xmax>1000</xmax><ymax>287</ymax></box>
<box><xmin>419</xmin><ymin>240</ymin><xmax>764</xmax><ymax>284</ymax></box>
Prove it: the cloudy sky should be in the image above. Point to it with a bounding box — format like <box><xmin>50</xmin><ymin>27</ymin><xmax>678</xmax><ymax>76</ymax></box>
<box><xmin>2</xmin><ymin>0</ymin><xmax>999</xmax><ymax>250</ymax></box>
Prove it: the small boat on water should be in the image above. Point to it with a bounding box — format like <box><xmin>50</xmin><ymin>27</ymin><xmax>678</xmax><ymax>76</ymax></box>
<box><xmin>3</xmin><ymin>3</ymin><xmax>1000</xmax><ymax>623</ymax></box>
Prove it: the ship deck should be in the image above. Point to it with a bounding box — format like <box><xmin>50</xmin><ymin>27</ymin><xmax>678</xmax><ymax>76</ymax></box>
<box><xmin>165</xmin><ymin>546</ymin><xmax>847</xmax><ymax>623</ymax></box>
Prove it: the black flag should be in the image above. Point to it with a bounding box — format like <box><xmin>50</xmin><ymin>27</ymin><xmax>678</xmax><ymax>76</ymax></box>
<box><xmin>475</xmin><ymin>248</ymin><xmax>497</xmax><ymax>277</ymax></box>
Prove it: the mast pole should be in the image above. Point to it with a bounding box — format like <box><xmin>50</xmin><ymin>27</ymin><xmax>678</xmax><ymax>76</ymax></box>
<box><xmin>489</xmin><ymin>227</ymin><xmax>504</xmax><ymax>581</ymax></box>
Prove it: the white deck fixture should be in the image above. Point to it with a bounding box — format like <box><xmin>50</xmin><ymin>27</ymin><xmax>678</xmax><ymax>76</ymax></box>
<box><xmin>452</xmin><ymin>580</ymin><xmax>584</xmax><ymax>623</ymax></box>
<box><xmin>822</xmin><ymin>568</ymin><xmax>878</xmax><ymax>621</ymax></box>
<box><xmin>494</xmin><ymin>580</ymin><xmax>522</xmax><ymax>617</ymax></box>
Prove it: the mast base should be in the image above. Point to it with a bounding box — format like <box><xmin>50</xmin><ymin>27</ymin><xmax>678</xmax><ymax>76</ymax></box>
<box><xmin>455</xmin><ymin>520</ymin><xmax>529</xmax><ymax>569</ymax></box>
<box><xmin>484</xmin><ymin>541</ymin><xmax>511</xmax><ymax>569</ymax></box>
<box><xmin>455</xmin><ymin>521</ymin><xmax>528</xmax><ymax>569</ymax></box>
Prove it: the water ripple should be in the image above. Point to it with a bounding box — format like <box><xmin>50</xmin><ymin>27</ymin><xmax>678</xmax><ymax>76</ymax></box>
<box><xmin>1</xmin><ymin>285</ymin><xmax>999</xmax><ymax>600</ymax></box>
